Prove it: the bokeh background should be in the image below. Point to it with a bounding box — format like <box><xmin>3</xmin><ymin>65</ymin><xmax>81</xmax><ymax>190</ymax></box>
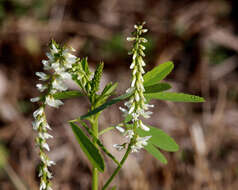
<box><xmin>0</xmin><ymin>0</ymin><xmax>238</xmax><ymax>189</ymax></box>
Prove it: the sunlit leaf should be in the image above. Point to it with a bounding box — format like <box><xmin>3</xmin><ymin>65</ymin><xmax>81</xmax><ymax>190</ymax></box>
<box><xmin>145</xmin><ymin>92</ymin><xmax>205</xmax><ymax>102</ymax></box>
<box><xmin>143</xmin><ymin>61</ymin><xmax>174</xmax><ymax>87</ymax></box>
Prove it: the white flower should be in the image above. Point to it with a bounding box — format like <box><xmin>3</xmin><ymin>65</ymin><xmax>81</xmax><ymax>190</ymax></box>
<box><xmin>127</xmin><ymin>37</ymin><xmax>135</xmax><ymax>41</ymax></box>
<box><xmin>30</xmin><ymin>97</ymin><xmax>40</xmax><ymax>102</ymax></box>
<box><xmin>126</xmin><ymin>88</ymin><xmax>134</xmax><ymax>94</ymax></box>
<box><xmin>135</xmin><ymin>91</ymin><xmax>140</xmax><ymax>102</ymax></box>
<box><xmin>42</xmin><ymin>122</ymin><xmax>52</xmax><ymax>130</ymax></box>
<box><xmin>39</xmin><ymin>132</ymin><xmax>53</xmax><ymax>140</ymax></box>
<box><xmin>32</xmin><ymin>118</ymin><xmax>44</xmax><ymax>130</ymax></box>
<box><xmin>59</xmin><ymin>71</ymin><xmax>71</xmax><ymax>80</ymax></box>
<box><xmin>131</xmin><ymin>113</ymin><xmax>139</xmax><ymax>121</ymax></box>
<box><xmin>36</xmin><ymin>72</ymin><xmax>49</xmax><ymax>81</ymax></box>
<box><xmin>131</xmin><ymin>78</ymin><xmax>136</xmax><ymax>87</ymax></box>
<box><xmin>36</xmin><ymin>84</ymin><xmax>47</xmax><ymax>92</ymax></box>
<box><xmin>139</xmin><ymin>120</ymin><xmax>150</xmax><ymax>131</ymax></box>
<box><xmin>38</xmin><ymin>169</ymin><xmax>43</xmax><ymax>177</ymax></box>
<box><xmin>131</xmin><ymin>136</ymin><xmax>151</xmax><ymax>152</ymax></box>
<box><xmin>119</xmin><ymin>107</ymin><xmax>128</xmax><ymax>114</ymax></box>
<box><xmin>51</xmin><ymin>43</ymin><xmax>59</xmax><ymax>54</ymax></box>
<box><xmin>46</xmin><ymin>52</ymin><xmax>54</xmax><ymax>61</ymax></box>
<box><xmin>45</xmin><ymin>95</ymin><xmax>63</xmax><ymax>108</ymax></box>
<box><xmin>130</xmin><ymin>61</ymin><xmax>135</xmax><ymax>69</ymax></box>
<box><xmin>42</xmin><ymin>60</ymin><xmax>51</xmax><ymax>70</ymax></box>
<box><xmin>42</xmin><ymin>142</ymin><xmax>50</xmax><ymax>151</ymax></box>
<box><xmin>113</xmin><ymin>144</ymin><xmax>125</xmax><ymax>151</ymax></box>
<box><xmin>124</xmin><ymin>130</ymin><xmax>134</xmax><ymax>139</ymax></box>
<box><xmin>43</xmin><ymin>167</ymin><xmax>53</xmax><ymax>179</ymax></box>
<box><xmin>52</xmin><ymin>78</ymin><xmax>67</xmax><ymax>91</ymax></box>
<box><xmin>140</xmin><ymin>38</ymin><xmax>147</xmax><ymax>43</ymax></box>
<box><xmin>65</xmin><ymin>53</ymin><xmax>77</xmax><ymax>66</ymax></box>
<box><xmin>33</xmin><ymin>107</ymin><xmax>44</xmax><ymax>118</ymax></box>
<box><xmin>128</xmin><ymin>104</ymin><xmax>135</xmax><ymax>114</ymax></box>
<box><xmin>40</xmin><ymin>181</ymin><xmax>46</xmax><ymax>190</ymax></box>
<box><xmin>141</xmin><ymin>29</ymin><xmax>148</xmax><ymax>33</ymax></box>
<box><xmin>46</xmin><ymin>160</ymin><xmax>56</xmax><ymax>167</ymax></box>
<box><xmin>115</xmin><ymin>126</ymin><xmax>125</xmax><ymax>133</ymax></box>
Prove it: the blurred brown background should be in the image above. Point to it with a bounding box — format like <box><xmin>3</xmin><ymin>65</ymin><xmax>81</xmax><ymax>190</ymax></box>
<box><xmin>0</xmin><ymin>0</ymin><xmax>238</xmax><ymax>189</ymax></box>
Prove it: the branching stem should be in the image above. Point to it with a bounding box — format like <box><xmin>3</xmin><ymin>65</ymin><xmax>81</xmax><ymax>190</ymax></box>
<box><xmin>102</xmin><ymin>144</ymin><xmax>132</xmax><ymax>190</ymax></box>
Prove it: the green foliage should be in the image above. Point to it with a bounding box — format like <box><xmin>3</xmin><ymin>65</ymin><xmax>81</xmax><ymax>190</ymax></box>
<box><xmin>70</xmin><ymin>122</ymin><xmax>105</xmax><ymax>172</ymax></box>
<box><xmin>95</xmin><ymin>82</ymin><xmax>118</xmax><ymax>107</ymax></box>
<box><xmin>79</xmin><ymin>92</ymin><xmax>132</xmax><ymax>120</ymax></box>
<box><xmin>143</xmin><ymin>61</ymin><xmax>174</xmax><ymax>87</ymax></box>
<box><xmin>136</xmin><ymin>126</ymin><xmax>178</xmax><ymax>164</ymax></box>
<box><xmin>91</xmin><ymin>62</ymin><xmax>104</xmax><ymax>95</ymax></box>
<box><xmin>53</xmin><ymin>91</ymin><xmax>83</xmax><ymax>100</ymax></box>
<box><xmin>144</xmin><ymin>143</ymin><xmax>167</xmax><ymax>164</ymax></box>
<box><xmin>74</xmin><ymin>61</ymin><xmax>204</xmax><ymax>121</ymax></box>
<box><xmin>136</xmin><ymin>126</ymin><xmax>179</xmax><ymax>152</ymax></box>
<box><xmin>78</xmin><ymin>121</ymin><xmax>120</xmax><ymax>166</ymax></box>
<box><xmin>145</xmin><ymin>92</ymin><xmax>205</xmax><ymax>102</ymax></box>
<box><xmin>32</xmin><ymin>25</ymin><xmax>205</xmax><ymax>190</ymax></box>
<box><xmin>144</xmin><ymin>83</ymin><xmax>171</xmax><ymax>93</ymax></box>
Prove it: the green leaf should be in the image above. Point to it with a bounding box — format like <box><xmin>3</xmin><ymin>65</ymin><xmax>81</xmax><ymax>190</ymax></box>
<box><xmin>70</xmin><ymin>122</ymin><xmax>105</xmax><ymax>172</ymax></box>
<box><xmin>111</xmin><ymin>186</ymin><xmax>117</xmax><ymax>190</ymax></box>
<box><xmin>143</xmin><ymin>61</ymin><xmax>174</xmax><ymax>87</ymax></box>
<box><xmin>79</xmin><ymin>92</ymin><xmax>132</xmax><ymax>120</ymax></box>
<box><xmin>136</xmin><ymin>126</ymin><xmax>179</xmax><ymax>152</ymax></box>
<box><xmin>144</xmin><ymin>143</ymin><xmax>167</xmax><ymax>164</ymax></box>
<box><xmin>91</xmin><ymin>62</ymin><xmax>104</xmax><ymax>94</ymax></box>
<box><xmin>79</xmin><ymin>121</ymin><xmax>120</xmax><ymax>166</ymax></box>
<box><xmin>144</xmin><ymin>83</ymin><xmax>171</xmax><ymax>94</ymax></box>
<box><xmin>81</xmin><ymin>57</ymin><xmax>91</xmax><ymax>75</ymax></box>
<box><xmin>96</xmin><ymin>82</ymin><xmax>118</xmax><ymax>106</ymax></box>
<box><xmin>101</xmin><ymin>82</ymin><xmax>118</xmax><ymax>97</ymax></box>
<box><xmin>145</xmin><ymin>92</ymin><xmax>205</xmax><ymax>102</ymax></box>
<box><xmin>53</xmin><ymin>90</ymin><xmax>83</xmax><ymax>100</ymax></box>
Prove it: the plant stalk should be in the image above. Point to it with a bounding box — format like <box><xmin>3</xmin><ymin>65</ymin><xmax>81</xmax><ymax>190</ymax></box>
<box><xmin>102</xmin><ymin>145</ymin><xmax>131</xmax><ymax>190</ymax></box>
<box><xmin>91</xmin><ymin>115</ymin><xmax>99</xmax><ymax>190</ymax></box>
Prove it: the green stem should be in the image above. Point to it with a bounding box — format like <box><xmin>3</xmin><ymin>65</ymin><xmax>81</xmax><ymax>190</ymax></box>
<box><xmin>98</xmin><ymin>126</ymin><xmax>117</xmax><ymax>136</ymax></box>
<box><xmin>102</xmin><ymin>145</ymin><xmax>131</xmax><ymax>190</ymax></box>
<box><xmin>91</xmin><ymin>116</ymin><xmax>99</xmax><ymax>190</ymax></box>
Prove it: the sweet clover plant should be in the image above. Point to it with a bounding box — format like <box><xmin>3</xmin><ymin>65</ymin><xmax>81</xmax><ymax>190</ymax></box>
<box><xmin>31</xmin><ymin>22</ymin><xmax>204</xmax><ymax>190</ymax></box>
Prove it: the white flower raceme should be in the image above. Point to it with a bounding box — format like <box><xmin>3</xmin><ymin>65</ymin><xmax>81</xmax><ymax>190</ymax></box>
<box><xmin>31</xmin><ymin>41</ymin><xmax>78</xmax><ymax>190</ymax></box>
<box><xmin>116</xmin><ymin>23</ymin><xmax>153</xmax><ymax>153</ymax></box>
<box><xmin>32</xmin><ymin>105</ymin><xmax>54</xmax><ymax>190</ymax></box>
